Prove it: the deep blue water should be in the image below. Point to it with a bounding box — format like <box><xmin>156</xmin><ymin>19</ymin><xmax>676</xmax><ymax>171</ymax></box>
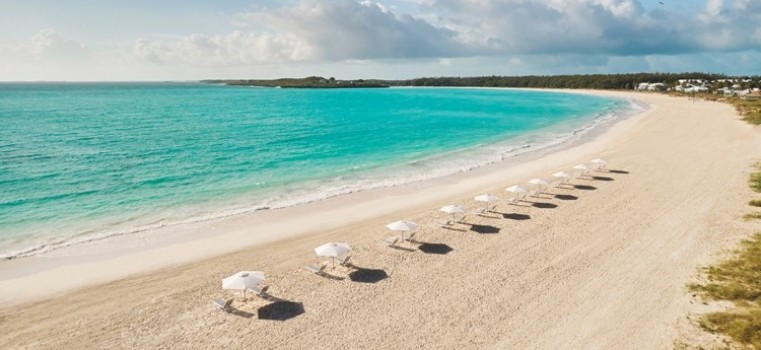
<box><xmin>0</xmin><ymin>83</ymin><xmax>625</xmax><ymax>258</ymax></box>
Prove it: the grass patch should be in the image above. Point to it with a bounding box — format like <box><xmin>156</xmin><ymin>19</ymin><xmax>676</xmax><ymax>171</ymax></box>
<box><xmin>671</xmin><ymin>93</ymin><xmax>761</xmax><ymax>125</ymax></box>
<box><xmin>752</xmin><ymin>168</ymin><xmax>761</xmax><ymax>193</ymax></box>
<box><xmin>750</xmin><ymin>200</ymin><xmax>761</xmax><ymax>207</ymax></box>
<box><xmin>699</xmin><ymin>310</ymin><xmax>761</xmax><ymax>349</ymax></box>
<box><xmin>731</xmin><ymin>98</ymin><xmax>761</xmax><ymax>125</ymax></box>
<box><xmin>745</xmin><ymin>213</ymin><xmax>761</xmax><ymax>220</ymax></box>
<box><xmin>690</xmin><ymin>233</ymin><xmax>761</xmax><ymax>348</ymax></box>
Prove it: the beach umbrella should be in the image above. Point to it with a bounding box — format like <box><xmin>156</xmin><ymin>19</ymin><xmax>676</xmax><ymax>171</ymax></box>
<box><xmin>553</xmin><ymin>171</ymin><xmax>571</xmax><ymax>185</ymax></box>
<box><xmin>528</xmin><ymin>178</ymin><xmax>550</xmax><ymax>194</ymax></box>
<box><xmin>573</xmin><ymin>164</ymin><xmax>589</xmax><ymax>170</ymax></box>
<box><xmin>573</xmin><ymin>164</ymin><xmax>589</xmax><ymax>176</ymax></box>
<box><xmin>223</xmin><ymin>271</ymin><xmax>265</xmax><ymax>297</ymax></box>
<box><xmin>474</xmin><ymin>194</ymin><xmax>501</xmax><ymax>211</ymax></box>
<box><xmin>505</xmin><ymin>185</ymin><xmax>528</xmax><ymax>194</ymax></box>
<box><xmin>439</xmin><ymin>204</ymin><xmax>467</xmax><ymax>222</ymax></box>
<box><xmin>314</xmin><ymin>242</ymin><xmax>352</xmax><ymax>266</ymax></box>
<box><xmin>591</xmin><ymin>158</ymin><xmax>607</xmax><ymax>170</ymax></box>
<box><xmin>505</xmin><ymin>185</ymin><xmax>529</xmax><ymax>203</ymax></box>
<box><xmin>528</xmin><ymin>178</ymin><xmax>550</xmax><ymax>186</ymax></box>
<box><xmin>385</xmin><ymin>220</ymin><xmax>418</xmax><ymax>232</ymax></box>
<box><xmin>386</xmin><ymin>220</ymin><xmax>418</xmax><ymax>241</ymax></box>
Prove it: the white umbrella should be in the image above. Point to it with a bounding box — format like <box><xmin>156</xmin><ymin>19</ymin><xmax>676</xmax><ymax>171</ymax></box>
<box><xmin>385</xmin><ymin>220</ymin><xmax>418</xmax><ymax>232</ymax></box>
<box><xmin>528</xmin><ymin>178</ymin><xmax>550</xmax><ymax>186</ymax></box>
<box><xmin>591</xmin><ymin>158</ymin><xmax>607</xmax><ymax>170</ymax></box>
<box><xmin>439</xmin><ymin>204</ymin><xmax>467</xmax><ymax>222</ymax></box>
<box><xmin>528</xmin><ymin>178</ymin><xmax>550</xmax><ymax>194</ymax></box>
<box><xmin>573</xmin><ymin>164</ymin><xmax>589</xmax><ymax>171</ymax></box>
<box><xmin>474</xmin><ymin>194</ymin><xmax>500</xmax><ymax>202</ymax></box>
<box><xmin>505</xmin><ymin>184</ymin><xmax>529</xmax><ymax>203</ymax></box>
<box><xmin>314</xmin><ymin>242</ymin><xmax>352</xmax><ymax>267</ymax></box>
<box><xmin>552</xmin><ymin>171</ymin><xmax>571</xmax><ymax>186</ymax></box>
<box><xmin>474</xmin><ymin>194</ymin><xmax>500</xmax><ymax>212</ymax></box>
<box><xmin>223</xmin><ymin>271</ymin><xmax>265</xmax><ymax>297</ymax></box>
<box><xmin>573</xmin><ymin>164</ymin><xmax>589</xmax><ymax>176</ymax></box>
<box><xmin>505</xmin><ymin>185</ymin><xmax>528</xmax><ymax>194</ymax></box>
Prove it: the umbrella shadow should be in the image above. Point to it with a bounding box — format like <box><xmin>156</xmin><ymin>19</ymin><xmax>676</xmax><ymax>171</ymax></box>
<box><xmin>318</xmin><ymin>271</ymin><xmax>346</xmax><ymax>281</ymax></box>
<box><xmin>224</xmin><ymin>306</ymin><xmax>255</xmax><ymax>319</ymax></box>
<box><xmin>389</xmin><ymin>244</ymin><xmax>416</xmax><ymax>252</ymax></box>
<box><xmin>348</xmin><ymin>267</ymin><xmax>389</xmax><ymax>283</ymax></box>
<box><xmin>591</xmin><ymin>176</ymin><xmax>614</xmax><ymax>181</ymax></box>
<box><xmin>554</xmin><ymin>194</ymin><xmax>578</xmax><ymax>201</ymax></box>
<box><xmin>417</xmin><ymin>242</ymin><xmax>454</xmax><ymax>255</ymax></box>
<box><xmin>257</xmin><ymin>300</ymin><xmax>305</xmax><ymax>321</ymax></box>
<box><xmin>469</xmin><ymin>224</ymin><xmax>500</xmax><ymax>234</ymax></box>
<box><xmin>441</xmin><ymin>225</ymin><xmax>468</xmax><ymax>232</ymax></box>
<box><xmin>476</xmin><ymin>212</ymin><xmax>501</xmax><ymax>219</ymax></box>
<box><xmin>502</xmin><ymin>213</ymin><xmax>531</xmax><ymax>220</ymax></box>
<box><xmin>608</xmin><ymin>169</ymin><xmax>629</xmax><ymax>174</ymax></box>
<box><xmin>573</xmin><ymin>185</ymin><xmax>597</xmax><ymax>191</ymax></box>
<box><xmin>531</xmin><ymin>202</ymin><xmax>559</xmax><ymax>209</ymax></box>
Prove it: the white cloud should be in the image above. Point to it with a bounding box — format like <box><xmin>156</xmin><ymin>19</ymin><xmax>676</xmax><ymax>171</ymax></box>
<box><xmin>1</xmin><ymin>29</ymin><xmax>90</xmax><ymax>62</ymax></box>
<box><xmin>1</xmin><ymin>0</ymin><xmax>760</xmax><ymax>80</ymax></box>
<box><xmin>133</xmin><ymin>31</ymin><xmax>313</xmax><ymax>66</ymax></box>
<box><xmin>128</xmin><ymin>0</ymin><xmax>761</xmax><ymax>69</ymax></box>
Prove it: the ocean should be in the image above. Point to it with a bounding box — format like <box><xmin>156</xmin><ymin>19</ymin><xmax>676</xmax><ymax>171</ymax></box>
<box><xmin>0</xmin><ymin>83</ymin><xmax>630</xmax><ymax>259</ymax></box>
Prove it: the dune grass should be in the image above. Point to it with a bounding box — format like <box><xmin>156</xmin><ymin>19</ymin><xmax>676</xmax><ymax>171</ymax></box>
<box><xmin>689</xmin><ymin>232</ymin><xmax>761</xmax><ymax>349</ymax></box>
<box><xmin>687</xmin><ymin>165</ymin><xmax>761</xmax><ymax>348</ymax></box>
<box><xmin>751</xmin><ymin>168</ymin><xmax>761</xmax><ymax>193</ymax></box>
<box><xmin>750</xmin><ymin>200</ymin><xmax>761</xmax><ymax>208</ymax></box>
<box><xmin>731</xmin><ymin>98</ymin><xmax>761</xmax><ymax>125</ymax></box>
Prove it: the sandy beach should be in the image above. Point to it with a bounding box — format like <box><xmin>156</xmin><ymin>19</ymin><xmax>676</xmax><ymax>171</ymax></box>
<box><xmin>1</xmin><ymin>90</ymin><xmax>760</xmax><ymax>349</ymax></box>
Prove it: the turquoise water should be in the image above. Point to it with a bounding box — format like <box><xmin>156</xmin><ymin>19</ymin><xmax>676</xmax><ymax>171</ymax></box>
<box><xmin>0</xmin><ymin>83</ymin><xmax>626</xmax><ymax>258</ymax></box>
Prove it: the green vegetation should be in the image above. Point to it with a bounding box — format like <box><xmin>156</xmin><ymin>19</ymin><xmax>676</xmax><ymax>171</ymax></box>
<box><xmin>751</xmin><ymin>168</ymin><xmax>761</xmax><ymax>193</ymax></box>
<box><xmin>686</xmin><ymin>94</ymin><xmax>761</xmax><ymax>125</ymax></box>
<box><xmin>688</xmin><ymin>165</ymin><xmax>761</xmax><ymax>348</ymax></box>
<box><xmin>689</xmin><ymin>233</ymin><xmax>761</xmax><ymax>348</ymax></box>
<box><xmin>700</xmin><ymin>310</ymin><xmax>761</xmax><ymax>349</ymax></box>
<box><xmin>205</xmin><ymin>73</ymin><xmax>761</xmax><ymax>90</ymax></box>
<box><xmin>750</xmin><ymin>200</ymin><xmax>761</xmax><ymax>208</ymax></box>
<box><xmin>203</xmin><ymin>76</ymin><xmax>389</xmax><ymax>88</ymax></box>
<box><xmin>732</xmin><ymin>98</ymin><xmax>761</xmax><ymax>125</ymax></box>
<box><xmin>745</xmin><ymin>213</ymin><xmax>761</xmax><ymax>220</ymax></box>
<box><xmin>394</xmin><ymin>73</ymin><xmax>744</xmax><ymax>90</ymax></box>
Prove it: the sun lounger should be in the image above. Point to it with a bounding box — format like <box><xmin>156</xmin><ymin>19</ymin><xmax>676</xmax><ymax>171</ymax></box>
<box><xmin>436</xmin><ymin>220</ymin><xmax>451</xmax><ymax>228</ymax></box>
<box><xmin>306</xmin><ymin>263</ymin><xmax>326</xmax><ymax>275</ymax></box>
<box><xmin>401</xmin><ymin>231</ymin><xmax>416</xmax><ymax>242</ymax></box>
<box><xmin>248</xmin><ymin>285</ymin><xmax>269</xmax><ymax>298</ymax></box>
<box><xmin>212</xmin><ymin>298</ymin><xmax>233</xmax><ymax>312</ymax></box>
<box><xmin>333</xmin><ymin>255</ymin><xmax>351</xmax><ymax>266</ymax></box>
<box><xmin>383</xmin><ymin>237</ymin><xmax>399</xmax><ymax>247</ymax></box>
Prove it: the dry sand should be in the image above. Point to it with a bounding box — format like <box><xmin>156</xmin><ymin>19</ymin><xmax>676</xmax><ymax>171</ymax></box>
<box><xmin>1</xmin><ymin>91</ymin><xmax>760</xmax><ymax>350</ymax></box>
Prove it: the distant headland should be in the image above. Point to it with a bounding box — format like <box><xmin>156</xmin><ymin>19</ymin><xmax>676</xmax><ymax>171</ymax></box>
<box><xmin>202</xmin><ymin>76</ymin><xmax>389</xmax><ymax>88</ymax></box>
<box><xmin>204</xmin><ymin>73</ymin><xmax>760</xmax><ymax>91</ymax></box>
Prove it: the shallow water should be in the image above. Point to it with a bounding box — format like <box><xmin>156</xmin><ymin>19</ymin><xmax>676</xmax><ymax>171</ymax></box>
<box><xmin>0</xmin><ymin>83</ymin><xmax>625</xmax><ymax>258</ymax></box>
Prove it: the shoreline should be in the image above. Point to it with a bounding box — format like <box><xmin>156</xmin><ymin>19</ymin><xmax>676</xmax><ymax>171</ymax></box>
<box><xmin>0</xmin><ymin>88</ymin><xmax>636</xmax><ymax>296</ymax></box>
<box><xmin>2</xmin><ymin>90</ymin><xmax>760</xmax><ymax>349</ymax></box>
<box><xmin>0</xmin><ymin>86</ymin><xmax>628</xmax><ymax>262</ymax></box>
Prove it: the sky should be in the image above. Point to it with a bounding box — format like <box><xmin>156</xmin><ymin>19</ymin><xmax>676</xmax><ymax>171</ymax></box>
<box><xmin>0</xmin><ymin>0</ymin><xmax>760</xmax><ymax>81</ymax></box>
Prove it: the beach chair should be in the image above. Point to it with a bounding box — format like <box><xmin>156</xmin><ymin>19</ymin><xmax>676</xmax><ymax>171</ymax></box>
<box><xmin>436</xmin><ymin>220</ymin><xmax>451</xmax><ymax>228</ymax></box>
<box><xmin>383</xmin><ymin>236</ymin><xmax>399</xmax><ymax>247</ymax></box>
<box><xmin>248</xmin><ymin>285</ymin><xmax>269</xmax><ymax>298</ymax></box>
<box><xmin>401</xmin><ymin>231</ymin><xmax>416</xmax><ymax>242</ymax></box>
<box><xmin>212</xmin><ymin>298</ymin><xmax>234</xmax><ymax>312</ymax></box>
<box><xmin>504</xmin><ymin>196</ymin><xmax>520</xmax><ymax>205</ymax></box>
<box><xmin>333</xmin><ymin>255</ymin><xmax>351</xmax><ymax>266</ymax></box>
<box><xmin>306</xmin><ymin>263</ymin><xmax>326</xmax><ymax>275</ymax></box>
